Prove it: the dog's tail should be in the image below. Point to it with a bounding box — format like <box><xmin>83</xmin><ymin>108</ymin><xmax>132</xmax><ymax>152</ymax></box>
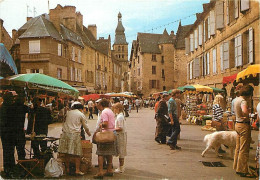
<box><xmin>204</xmin><ymin>134</ymin><xmax>210</xmax><ymax>143</ymax></box>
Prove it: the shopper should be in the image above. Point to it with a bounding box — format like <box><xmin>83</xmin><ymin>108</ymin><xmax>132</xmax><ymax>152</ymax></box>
<box><xmin>58</xmin><ymin>102</ymin><xmax>91</xmax><ymax>176</ymax></box>
<box><xmin>167</xmin><ymin>89</ymin><xmax>181</xmax><ymax>150</ymax></box>
<box><xmin>155</xmin><ymin>93</ymin><xmax>169</xmax><ymax>144</ymax></box>
<box><xmin>94</xmin><ymin>99</ymin><xmax>116</xmax><ymax>179</ymax></box>
<box><xmin>113</xmin><ymin>103</ymin><xmax>127</xmax><ymax>173</ymax></box>
<box><xmin>233</xmin><ymin>85</ymin><xmax>255</xmax><ymax>178</ymax></box>
<box><xmin>88</xmin><ymin>99</ymin><xmax>94</xmax><ymax>119</ymax></box>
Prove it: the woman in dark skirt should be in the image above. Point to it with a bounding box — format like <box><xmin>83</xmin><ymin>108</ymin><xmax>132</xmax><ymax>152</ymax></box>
<box><xmin>94</xmin><ymin>99</ymin><xmax>116</xmax><ymax>179</ymax></box>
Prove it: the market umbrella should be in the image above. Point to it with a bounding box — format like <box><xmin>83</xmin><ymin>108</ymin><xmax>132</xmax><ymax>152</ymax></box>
<box><xmin>235</xmin><ymin>64</ymin><xmax>260</xmax><ymax>85</ymax></box>
<box><xmin>5</xmin><ymin>73</ymin><xmax>79</xmax><ymax>96</ymax></box>
<box><xmin>175</xmin><ymin>84</ymin><xmax>213</xmax><ymax>93</ymax></box>
<box><xmin>0</xmin><ymin>43</ymin><xmax>18</xmax><ymax>77</ymax></box>
<box><xmin>210</xmin><ymin>87</ymin><xmax>224</xmax><ymax>93</ymax></box>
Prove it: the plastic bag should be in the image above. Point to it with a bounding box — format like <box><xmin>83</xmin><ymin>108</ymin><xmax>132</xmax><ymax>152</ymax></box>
<box><xmin>44</xmin><ymin>158</ymin><xmax>63</xmax><ymax>177</ymax></box>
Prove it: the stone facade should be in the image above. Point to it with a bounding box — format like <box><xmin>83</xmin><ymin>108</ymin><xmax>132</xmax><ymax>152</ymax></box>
<box><xmin>185</xmin><ymin>0</ymin><xmax>259</xmax><ymax>109</ymax></box>
<box><xmin>129</xmin><ymin>25</ymin><xmax>191</xmax><ymax>97</ymax></box>
<box><xmin>14</xmin><ymin>5</ymin><xmax>127</xmax><ymax>95</ymax></box>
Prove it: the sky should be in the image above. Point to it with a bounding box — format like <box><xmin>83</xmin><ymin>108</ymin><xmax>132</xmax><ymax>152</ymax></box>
<box><xmin>0</xmin><ymin>0</ymin><xmax>209</xmax><ymax>54</ymax></box>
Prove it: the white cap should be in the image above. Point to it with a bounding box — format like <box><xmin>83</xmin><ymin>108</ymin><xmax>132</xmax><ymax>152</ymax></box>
<box><xmin>71</xmin><ymin>101</ymin><xmax>81</xmax><ymax>108</ymax></box>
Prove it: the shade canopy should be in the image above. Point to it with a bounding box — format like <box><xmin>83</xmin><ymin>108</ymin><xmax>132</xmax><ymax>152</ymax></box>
<box><xmin>0</xmin><ymin>43</ymin><xmax>18</xmax><ymax>77</ymax></box>
<box><xmin>236</xmin><ymin>64</ymin><xmax>260</xmax><ymax>85</ymax></box>
<box><xmin>82</xmin><ymin>94</ymin><xmax>109</xmax><ymax>101</ymax></box>
<box><xmin>222</xmin><ymin>74</ymin><xmax>237</xmax><ymax>85</ymax></box>
<box><xmin>176</xmin><ymin>84</ymin><xmax>213</xmax><ymax>93</ymax></box>
<box><xmin>6</xmin><ymin>73</ymin><xmax>79</xmax><ymax>96</ymax></box>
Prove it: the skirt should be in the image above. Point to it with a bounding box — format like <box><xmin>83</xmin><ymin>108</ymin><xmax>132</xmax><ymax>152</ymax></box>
<box><xmin>96</xmin><ymin>131</ymin><xmax>117</xmax><ymax>156</ymax></box>
<box><xmin>58</xmin><ymin>132</ymin><xmax>83</xmax><ymax>156</ymax></box>
<box><xmin>115</xmin><ymin>132</ymin><xmax>127</xmax><ymax>158</ymax></box>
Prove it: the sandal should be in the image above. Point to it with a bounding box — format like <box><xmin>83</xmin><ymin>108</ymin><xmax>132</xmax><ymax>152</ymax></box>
<box><xmin>104</xmin><ymin>172</ymin><xmax>114</xmax><ymax>177</ymax></box>
<box><xmin>75</xmin><ymin>171</ymin><xmax>84</xmax><ymax>176</ymax></box>
<box><xmin>238</xmin><ymin>173</ymin><xmax>256</xmax><ymax>178</ymax></box>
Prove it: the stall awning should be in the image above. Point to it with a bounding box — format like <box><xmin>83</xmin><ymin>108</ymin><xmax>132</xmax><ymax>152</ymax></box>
<box><xmin>222</xmin><ymin>74</ymin><xmax>237</xmax><ymax>85</ymax></box>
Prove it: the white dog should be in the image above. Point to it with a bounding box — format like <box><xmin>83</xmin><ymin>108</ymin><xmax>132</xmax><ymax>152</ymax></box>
<box><xmin>201</xmin><ymin>131</ymin><xmax>237</xmax><ymax>158</ymax></box>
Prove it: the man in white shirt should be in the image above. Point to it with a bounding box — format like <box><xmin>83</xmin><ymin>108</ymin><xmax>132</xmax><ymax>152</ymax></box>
<box><xmin>123</xmin><ymin>98</ymin><xmax>129</xmax><ymax>117</ymax></box>
<box><xmin>135</xmin><ymin>99</ymin><xmax>140</xmax><ymax>113</ymax></box>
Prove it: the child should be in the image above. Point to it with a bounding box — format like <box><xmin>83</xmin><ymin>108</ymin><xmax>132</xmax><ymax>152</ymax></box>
<box><xmin>113</xmin><ymin>103</ymin><xmax>127</xmax><ymax>173</ymax></box>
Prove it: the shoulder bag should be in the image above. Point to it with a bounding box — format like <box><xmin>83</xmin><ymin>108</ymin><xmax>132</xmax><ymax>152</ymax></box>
<box><xmin>94</xmin><ymin>129</ymin><xmax>116</xmax><ymax>144</ymax></box>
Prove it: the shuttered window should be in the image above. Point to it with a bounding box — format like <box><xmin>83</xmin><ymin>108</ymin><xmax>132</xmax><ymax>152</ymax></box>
<box><xmin>198</xmin><ymin>24</ymin><xmax>203</xmax><ymax>45</ymax></box>
<box><xmin>212</xmin><ymin>48</ymin><xmax>217</xmax><ymax>74</ymax></box>
<box><xmin>235</xmin><ymin>34</ymin><xmax>242</xmax><ymax>67</ymax></box>
<box><xmin>226</xmin><ymin>0</ymin><xmax>229</xmax><ymax>25</ymax></box>
<box><xmin>203</xmin><ymin>54</ymin><xmax>207</xmax><ymax>76</ymax></box>
<box><xmin>248</xmin><ymin>28</ymin><xmax>254</xmax><ymax>63</ymax></box>
<box><xmin>216</xmin><ymin>0</ymin><xmax>224</xmax><ymax>29</ymax></box>
<box><xmin>78</xmin><ymin>69</ymin><xmax>82</xmax><ymax>82</ymax></box>
<box><xmin>187</xmin><ymin>63</ymin><xmax>189</xmax><ymax>80</ymax></box>
<box><xmin>29</xmin><ymin>40</ymin><xmax>40</xmax><ymax>54</ymax></box>
<box><xmin>190</xmin><ymin>33</ymin><xmax>194</xmax><ymax>52</ymax></box>
<box><xmin>203</xmin><ymin>20</ymin><xmax>206</xmax><ymax>43</ymax></box>
<box><xmin>223</xmin><ymin>42</ymin><xmax>229</xmax><ymax>70</ymax></box>
<box><xmin>241</xmin><ymin>0</ymin><xmax>250</xmax><ymax>12</ymax></box>
<box><xmin>207</xmin><ymin>52</ymin><xmax>210</xmax><ymax>75</ymax></box>
<box><xmin>71</xmin><ymin>67</ymin><xmax>73</xmax><ymax>81</ymax></box>
<box><xmin>210</xmin><ymin>10</ymin><xmax>215</xmax><ymax>36</ymax></box>
<box><xmin>39</xmin><ymin>69</ymin><xmax>43</xmax><ymax>74</ymax></box>
<box><xmin>194</xmin><ymin>29</ymin><xmax>198</xmax><ymax>49</ymax></box>
<box><xmin>58</xmin><ymin>44</ymin><xmax>62</xmax><ymax>56</ymax></box>
<box><xmin>185</xmin><ymin>37</ymin><xmax>190</xmax><ymax>54</ymax></box>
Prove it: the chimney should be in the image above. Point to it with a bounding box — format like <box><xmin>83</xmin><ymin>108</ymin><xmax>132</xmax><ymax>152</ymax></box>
<box><xmin>0</xmin><ymin>19</ymin><xmax>3</xmax><ymax>43</ymax></box>
<box><xmin>88</xmin><ymin>24</ymin><xmax>97</xmax><ymax>40</ymax></box>
<box><xmin>27</xmin><ymin>17</ymin><xmax>32</xmax><ymax>21</ymax></box>
<box><xmin>171</xmin><ymin>31</ymin><xmax>175</xmax><ymax>35</ymax></box>
<box><xmin>12</xmin><ymin>29</ymin><xmax>18</xmax><ymax>44</ymax></box>
<box><xmin>76</xmin><ymin>12</ymin><xmax>83</xmax><ymax>31</ymax></box>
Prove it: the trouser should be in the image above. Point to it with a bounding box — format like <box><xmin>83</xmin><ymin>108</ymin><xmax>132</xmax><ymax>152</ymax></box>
<box><xmin>124</xmin><ymin>105</ymin><xmax>129</xmax><ymax>117</ymax></box>
<box><xmin>167</xmin><ymin>121</ymin><xmax>180</xmax><ymax>146</ymax></box>
<box><xmin>136</xmin><ymin>105</ymin><xmax>139</xmax><ymax>113</ymax></box>
<box><xmin>31</xmin><ymin>138</ymin><xmax>47</xmax><ymax>157</ymax></box>
<box><xmin>1</xmin><ymin>132</ymin><xmax>15</xmax><ymax>173</ymax></box>
<box><xmin>155</xmin><ymin>118</ymin><xmax>167</xmax><ymax>143</ymax></box>
<box><xmin>89</xmin><ymin>107</ymin><xmax>93</xmax><ymax>119</ymax></box>
<box><xmin>233</xmin><ymin>123</ymin><xmax>251</xmax><ymax>173</ymax></box>
<box><xmin>14</xmin><ymin>130</ymin><xmax>26</xmax><ymax>160</ymax></box>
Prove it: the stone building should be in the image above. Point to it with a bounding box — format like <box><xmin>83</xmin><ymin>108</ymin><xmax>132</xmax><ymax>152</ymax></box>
<box><xmin>14</xmin><ymin>5</ymin><xmax>127</xmax><ymax>95</ymax></box>
<box><xmin>185</xmin><ymin>0</ymin><xmax>259</xmax><ymax>108</ymax></box>
<box><xmin>112</xmin><ymin>12</ymin><xmax>128</xmax><ymax>92</ymax></box>
<box><xmin>129</xmin><ymin>24</ymin><xmax>191</xmax><ymax>97</ymax></box>
<box><xmin>0</xmin><ymin>19</ymin><xmax>13</xmax><ymax>51</ymax></box>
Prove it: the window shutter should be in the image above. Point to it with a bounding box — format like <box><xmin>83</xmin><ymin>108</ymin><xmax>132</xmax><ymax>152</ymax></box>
<box><xmin>210</xmin><ymin>10</ymin><xmax>215</xmax><ymax>35</ymax></box>
<box><xmin>185</xmin><ymin>37</ymin><xmax>190</xmax><ymax>54</ymax></box>
<box><xmin>220</xmin><ymin>44</ymin><xmax>224</xmax><ymax>71</ymax></box>
<box><xmin>75</xmin><ymin>68</ymin><xmax>78</xmax><ymax>81</ymax></box>
<box><xmin>207</xmin><ymin>52</ymin><xmax>210</xmax><ymax>75</ymax></box>
<box><xmin>192</xmin><ymin>61</ymin><xmax>195</xmax><ymax>79</ymax></box>
<box><xmin>194</xmin><ymin>29</ymin><xmax>198</xmax><ymax>49</ymax></box>
<box><xmin>198</xmin><ymin>24</ymin><xmax>203</xmax><ymax>45</ymax></box>
<box><xmin>207</xmin><ymin>16</ymin><xmax>211</xmax><ymax>39</ymax></box>
<box><xmin>39</xmin><ymin>69</ymin><xmax>43</xmax><ymax>74</ymax></box>
<box><xmin>190</xmin><ymin>62</ymin><xmax>193</xmax><ymax>79</ymax></box>
<box><xmin>157</xmin><ymin>80</ymin><xmax>160</xmax><ymax>89</ymax></box>
<box><xmin>78</xmin><ymin>50</ymin><xmax>81</xmax><ymax>63</ymax></box>
<box><xmin>194</xmin><ymin>58</ymin><xmax>200</xmax><ymax>78</ymax></box>
<box><xmin>71</xmin><ymin>67</ymin><xmax>73</xmax><ymax>81</ymax></box>
<box><xmin>241</xmin><ymin>0</ymin><xmax>250</xmax><ymax>12</ymax></box>
<box><xmin>58</xmin><ymin>44</ymin><xmax>62</xmax><ymax>56</ymax></box>
<box><xmin>223</xmin><ymin>41</ymin><xmax>229</xmax><ymax>69</ymax></box>
<box><xmin>203</xmin><ymin>21</ymin><xmax>206</xmax><ymax>43</ymax></box>
<box><xmin>26</xmin><ymin>69</ymin><xmax>30</xmax><ymax>74</ymax></box>
<box><xmin>190</xmin><ymin>33</ymin><xmax>194</xmax><ymax>52</ymax></box>
<box><xmin>216</xmin><ymin>1</ymin><xmax>224</xmax><ymax>29</ymax></box>
<box><xmin>149</xmin><ymin>80</ymin><xmax>152</xmax><ymax>89</ymax></box>
<box><xmin>203</xmin><ymin>54</ymin><xmax>207</xmax><ymax>76</ymax></box>
<box><xmin>187</xmin><ymin>63</ymin><xmax>189</xmax><ymax>80</ymax></box>
<box><xmin>248</xmin><ymin>28</ymin><xmax>254</xmax><ymax>63</ymax></box>
<box><xmin>226</xmin><ymin>0</ymin><xmax>229</xmax><ymax>25</ymax></box>
<box><xmin>235</xmin><ymin>34</ymin><xmax>242</xmax><ymax>67</ymax></box>
<box><xmin>234</xmin><ymin>0</ymin><xmax>239</xmax><ymax>18</ymax></box>
<box><xmin>212</xmin><ymin>48</ymin><xmax>217</xmax><ymax>74</ymax></box>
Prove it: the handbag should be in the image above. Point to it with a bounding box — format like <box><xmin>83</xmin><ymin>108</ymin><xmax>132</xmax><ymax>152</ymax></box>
<box><xmin>94</xmin><ymin>130</ymin><xmax>116</xmax><ymax>144</ymax></box>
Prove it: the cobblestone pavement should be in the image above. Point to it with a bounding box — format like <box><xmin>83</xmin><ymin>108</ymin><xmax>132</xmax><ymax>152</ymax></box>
<box><xmin>0</xmin><ymin>108</ymin><xmax>258</xmax><ymax>179</ymax></box>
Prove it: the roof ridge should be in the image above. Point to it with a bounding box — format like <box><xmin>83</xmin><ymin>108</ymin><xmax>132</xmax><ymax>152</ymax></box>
<box><xmin>39</xmin><ymin>16</ymin><xmax>51</xmax><ymax>37</ymax></box>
